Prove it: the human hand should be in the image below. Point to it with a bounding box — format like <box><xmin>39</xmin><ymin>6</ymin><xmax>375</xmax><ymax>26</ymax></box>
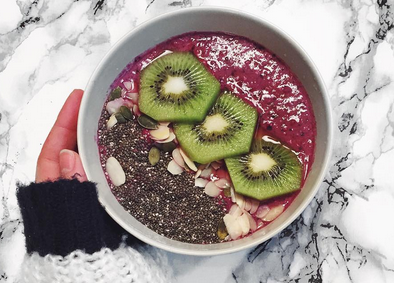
<box><xmin>36</xmin><ymin>89</ymin><xmax>87</xmax><ymax>182</ymax></box>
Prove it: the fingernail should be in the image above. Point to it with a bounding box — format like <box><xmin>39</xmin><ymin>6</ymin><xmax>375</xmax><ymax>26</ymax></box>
<box><xmin>59</xmin><ymin>149</ymin><xmax>75</xmax><ymax>176</ymax></box>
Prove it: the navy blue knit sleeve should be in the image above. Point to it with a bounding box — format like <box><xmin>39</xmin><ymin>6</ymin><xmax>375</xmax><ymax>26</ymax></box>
<box><xmin>16</xmin><ymin>179</ymin><xmax>128</xmax><ymax>257</ymax></box>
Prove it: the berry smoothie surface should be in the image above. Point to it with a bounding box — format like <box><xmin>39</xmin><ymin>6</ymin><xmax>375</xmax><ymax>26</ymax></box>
<box><xmin>98</xmin><ymin>32</ymin><xmax>317</xmax><ymax>244</ymax></box>
<box><xmin>115</xmin><ymin>32</ymin><xmax>315</xmax><ymax>172</ymax></box>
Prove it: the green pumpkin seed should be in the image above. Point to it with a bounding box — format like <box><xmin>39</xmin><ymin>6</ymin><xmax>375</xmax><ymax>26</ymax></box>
<box><xmin>119</xmin><ymin>106</ymin><xmax>133</xmax><ymax>120</ymax></box>
<box><xmin>217</xmin><ymin>219</ymin><xmax>228</xmax><ymax>240</ymax></box>
<box><xmin>156</xmin><ymin>141</ymin><xmax>177</xmax><ymax>152</ymax></box>
<box><xmin>137</xmin><ymin>114</ymin><xmax>159</xmax><ymax>130</ymax></box>
<box><xmin>109</xmin><ymin>87</ymin><xmax>122</xmax><ymax>101</ymax></box>
<box><xmin>148</xmin><ymin>147</ymin><xmax>160</xmax><ymax>166</ymax></box>
<box><xmin>223</xmin><ymin>187</ymin><xmax>231</xmax><ymax>197</ymax></box>
<box><xmin>114</xmin><ymin>112</ymin><xmax>127</xmax><ymax>123</ymax></box>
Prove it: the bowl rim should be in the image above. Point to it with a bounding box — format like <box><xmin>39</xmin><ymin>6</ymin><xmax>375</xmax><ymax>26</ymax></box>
<box><xmin>78</xmin><ymin>6</ymin><xmax>333</xmax><ymax>256</ymax></box>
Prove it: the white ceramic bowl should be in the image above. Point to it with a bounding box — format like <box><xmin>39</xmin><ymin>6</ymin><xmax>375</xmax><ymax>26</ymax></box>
<box><xmin>78</xmin><ymin>7</ymin><xmax>332</xmax><ymax>256</ymax></box>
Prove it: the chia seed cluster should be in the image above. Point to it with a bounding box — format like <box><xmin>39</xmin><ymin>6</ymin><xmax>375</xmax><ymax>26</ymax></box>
<box><xmin>98</xmin><ymin>111</ymin><xmax>226</xmax><ymax>244</ymax></box>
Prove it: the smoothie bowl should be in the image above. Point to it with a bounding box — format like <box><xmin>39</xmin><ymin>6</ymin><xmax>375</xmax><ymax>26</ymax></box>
<box><xmin>78</xmin><ymin>7</ymin><xmax>332</xmax><ymax>255</ymax></box>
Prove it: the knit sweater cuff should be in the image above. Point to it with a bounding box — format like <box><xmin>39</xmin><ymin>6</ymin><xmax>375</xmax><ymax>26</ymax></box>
<box><xmin>17</xmin><ymin>179</ymin><xmax>126</xmax><ymax>257</ymax></box>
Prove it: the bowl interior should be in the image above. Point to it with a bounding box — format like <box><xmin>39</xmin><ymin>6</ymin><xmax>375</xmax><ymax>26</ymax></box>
<box><xmin>78</xmin><ymin>7</ymin><xmax>332</xmax><ymax>256</ymax></box>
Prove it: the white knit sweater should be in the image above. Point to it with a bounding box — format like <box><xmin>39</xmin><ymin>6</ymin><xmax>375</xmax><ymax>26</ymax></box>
<box><xmin>18</xmin><ymin>244</ymin><xmax>173</xmax><ymax>283</ymax></box>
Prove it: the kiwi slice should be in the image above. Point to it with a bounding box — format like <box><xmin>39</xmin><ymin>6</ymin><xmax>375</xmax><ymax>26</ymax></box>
<box><xmin>174</xmin><ymin>92</ymin><xmax>257</xmax><ymax>164</ymax></box>
<box><xmin>139</xmin><ymin>52</ymin><xmax>220</xmax><ymax>122</ymax></box>
<box><xmin>225</xmin><ymin>138</ymin><xmax>302</xmax><ymax>201</ymax></box>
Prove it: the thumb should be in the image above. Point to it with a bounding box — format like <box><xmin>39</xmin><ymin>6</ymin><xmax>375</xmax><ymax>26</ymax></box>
<box><xmin>59</xmin><ymin>149</ymin><xmax>87</xmax><ymax>182</ymax></box>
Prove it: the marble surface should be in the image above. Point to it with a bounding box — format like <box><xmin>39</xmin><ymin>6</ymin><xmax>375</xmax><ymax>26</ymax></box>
<box><xmin>1</xmin><ymin>0</ymin><xmax>394</xmax><ymax>282</ymax></box>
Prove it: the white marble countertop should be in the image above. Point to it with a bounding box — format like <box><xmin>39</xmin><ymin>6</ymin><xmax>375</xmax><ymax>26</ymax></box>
<box><xmin>1</xmin><ymin>0</ymin><xmax>394</xmax><ymax>282</ymax></box>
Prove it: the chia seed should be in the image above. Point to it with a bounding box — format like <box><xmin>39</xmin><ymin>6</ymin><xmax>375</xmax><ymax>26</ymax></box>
<box><xmin>98</xmin><ymin>111</ymin><xmax>226</xmax><ymax>244</ymax></box>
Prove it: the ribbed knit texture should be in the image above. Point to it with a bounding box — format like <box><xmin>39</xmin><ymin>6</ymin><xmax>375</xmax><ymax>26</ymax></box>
<box><xmin>16</xmin><ymin>179</ymin><xmax>127</xmax><ymax>257</ymax></box>
<box><xmin>19</xmin><ymin>244</ymin><xmax>173</xmax><ymax>283</ymax></box>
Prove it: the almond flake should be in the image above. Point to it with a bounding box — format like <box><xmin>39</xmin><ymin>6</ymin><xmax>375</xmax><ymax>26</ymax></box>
<box><xmin>250</xmin><ymin>199</ymin><xmax>260</xmax><ymax>214</ymax></box>
<box><xmin>128</xmin><ymin>92</ymin><xmax>138</xmax><ymax>103</ymax></box>
<box><xmin>167</xmin><ymin>160</ymin><xmax>183</xmax><ymax>175</ymax></box>
<box><xmin>106</xmin><ymin>98</ymin><xmax>125</xmax><ymax>114</ymax></box>
<box><xmin>156</xmin><ymin>132</ymin><xmax>176</xmax><ymax>143</ymax></box>
<box><xmin>172</xmin><ymin>148</ymin><xmax>185</xmax><ymax>167</ymax></box>
<box><xmin>238</xmin><ymin>213</ymin><xmax>250</xmax><ymax>236</ymax></box>
<box><xmin>204</xmin><ymin>181</ymin><xmax>221</xmax><ymax>197</ymax></box>
<box><xmin>195</xmin><ymin>178</ymin><xmax>209</xmax><ymax>188</ymax></box>
<box><xmin>105</xmin><ymin>157</ymin><xmax>126</xmax><ymax>186</ymax></box>
<box><xmin>256</xmin><ymin>205</ymin><xmax>270</xmax><ymax>219</ymax></box>
<box><xmin>214</xmin><ymin>178</ymin><xmax>230</xmax><ymax>189</ymax></box>
<box><xmin>150</xmin><ymin>126</ymin><xmax>170</xmax><ymax>140</ymax></box>
<box><xmin>262</xmin><ymin>205</ymin><xmax>284</xmax><ymax>222</ymax></box>
<box><xmin>229</xmin><ymin>204</ymin><xmax>243</xmax><ymax>218</ymax></box>
<box><xmin>200</xmin><ymin>167</ymin><xmax>213</xmax><ymax>178</ymax></box>
<box><xmin>179</xmin><ymin>148</ymin><xmax>198</xmax><ymax>171</ymax></box>
<box><xmin>106</xmin><ymin>114</ymin><xmax>118</xmax><ymax>129</ymax></box>
<box><xmin>223</xmin><ymin>214</ymin><xmax>242</xmax><ymax>240</ymax></box>
<box><xmin>124</xmin><ymin>81</ymin><xmax>133</xmax><ymax>90</ymax></box>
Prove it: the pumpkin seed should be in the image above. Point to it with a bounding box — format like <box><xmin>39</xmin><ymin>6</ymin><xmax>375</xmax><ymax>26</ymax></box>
<box><xmin>223</xmin><ymin>187</ymin><xmax>231</xmax><ymax>197</ymax></box>
<box><xmin>137</xmin><ymin>114</ymin><xmax>159</xmax><ymax>130</ymax></box>
<box><xmin>119</xmin><ymin>106</ymin><xmax>133</xmax><ymax>120</ymax></box>
<box><xmin>109</xmin><ymin>87</ymin><xmax>122</xmax><ymax>101</ymax></box>
<box><xmin>217</xmin><ymin>219</ymin><xmax>228</xmax><ymax>240</ymax></box>
<box><xmin>148</xmin><ymin>147</ymin><xmax>160</xmax><ymax>166</ymax></box>
<box><xmin>114</xmin><ymin>112</ymin><xmax>127</xmax><ymax>123</ymax></box>
<box><xmin>158</xmin><ymin>141</ymin><xmax>177</xmax><ymax>152</ymax></box>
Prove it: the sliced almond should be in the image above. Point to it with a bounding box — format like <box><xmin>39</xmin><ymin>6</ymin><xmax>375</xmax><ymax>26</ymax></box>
<box><xmin>211</xmin><ymin>161</ymin><xmax>222</xmax><ymax>170</ymax></box>
<box><xmin>124</xmin><ymin>81</ymin><xmax>132</xmax><ymax>90</ymax></box>
<box><xmin>200</xmin><ymin>167</ymin><xmax>212</xmax><ymax>178</ymax></box>
<box><xmin>105</xmin><ymin>157</ymin><xmax>126</xmax><ymax>186</ymax></box>
<box><xmin>127</xmin><ymin>92</ymin><xmax>138</xmax><ymax>103</ymax></box>
<box><xmin>204</xmin><ymin>181</ymin><xmax>221</xmax><ymax>197</ymax></box>
<box><xmin>235</xmin><ymin>193</ymin><xmax>245</xmax><ymax>210</ymax></box>
<box><xmin>244</xmin><ymin>198</ymin><xmax>252</xmax><ymax>211</ymax></box>
<box><xmin>214</xmin><ymin>178</ymin><xmax>230</xmax><ymax>189</ymax></box>
<box><xmin>172</xmin><ymin>148</ymin><xmax>185</xmax><ymax>168</ymax></box>
<box><xmin>230</xmin><ymin>187</ymin><xmax>236</xmax><ymax>203</ymax></box>
<box><xmin>156</xmin><ymin>132</ymin><xmax>176</xmax><ymax>143</ymax></box>
<box><xmin>250</xmin><ymin>199</ymin><xmax>260</xmax><ymax>214</ymax></box>
<box><xmin>256</xmin><ymin>205</ymin><xmax>270</xmax><ymax>219</ymax></box>
<box><xmin>150</xmin><ymin>126</ymin><xmax>170</xmax><ymax>140</ymax></box>
<box><xmin>106</xmin><ymin>114</ymin><xmax>118</xmax><ymax>129</ymax></box>
<box><xmin>223</xmin><ymin>214</ymin><xmax>242</xmax><ymax>240</ymax></box>
<box><xmin>262</xmin><ymin>205</ymin><xmax>284</xmax><ymax>222</ymax></box>
<box><xmin>194</xmin><ymin>169</ymin><xmax>202</xmax><ymax>179</ymax></box>
<box><xmin>195</xmin><ymin>178</ymin><xmax>208</xmax><ymax>188</ymax></box>
<box><xmin>229</xmin><ymin>204</ymin><xmax>243</xmax><ymax>218</ymax></box>
<box><xmin>179</xmin><ymin>148</ymin><xmax>198</xmax><ymax>172</ymax></box>
<box><xmin>167</xmin><ymin>160</ymin><xmax>183</xmax><ymax>175</ymax></box>
<box><xmin>106</xmin><ymin>98</ymin><xmax>125</xmax><ymax>114</ymax></box>
<box><xmin>238</xmin><ymin>213</ymin><xmax>251</xmax><ymax>236</ymax></box>
<box><xmin>245</xmin><ymin>212</ymin><xmax>257</xmax><ymax>232</ymax></box>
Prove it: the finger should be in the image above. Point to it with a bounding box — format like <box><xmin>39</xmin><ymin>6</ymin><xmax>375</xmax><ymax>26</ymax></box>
<box><xmin>59</xmin><ymin>149</ymin><xmax>87</xmax><ymax>181</ymax></box>
<box><xmin>36</xmin><ymin>89</ymin><xmax>84</xmax><ymax>182</ymax></box>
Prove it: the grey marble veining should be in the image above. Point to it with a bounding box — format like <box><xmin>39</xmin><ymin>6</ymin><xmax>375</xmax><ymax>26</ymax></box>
<box><xmin>1</xmin><ymin>0</ymin><xmax>394</xmax><ymax>282</ymax></box>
